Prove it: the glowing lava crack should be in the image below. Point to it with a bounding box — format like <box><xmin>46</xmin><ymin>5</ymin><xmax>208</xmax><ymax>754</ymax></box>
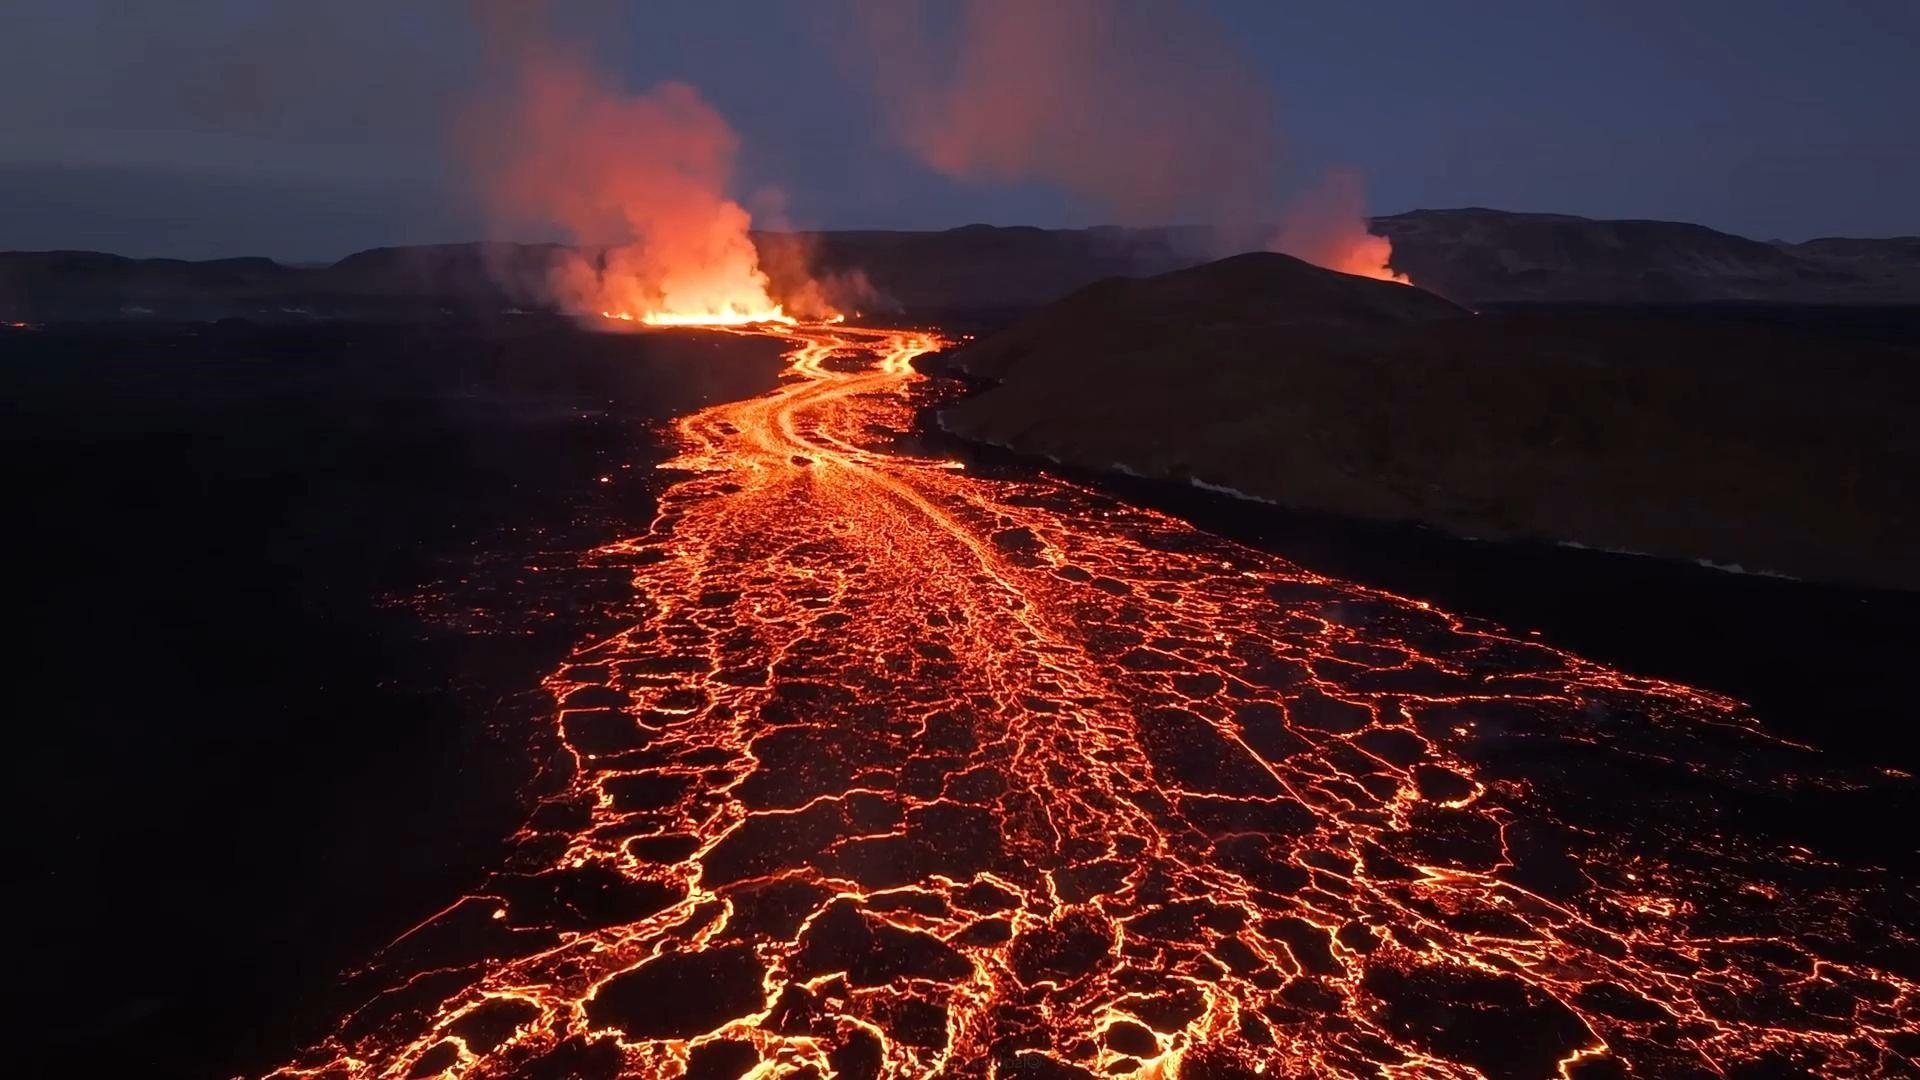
<box><xmin>269</xmin><ymin>324</ymin><xmax>1917</xmax><ymax>1080</ymax></box>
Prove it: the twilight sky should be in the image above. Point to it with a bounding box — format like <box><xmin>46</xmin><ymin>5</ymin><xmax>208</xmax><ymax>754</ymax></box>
<box><xmin>2</xmin><ymin>0</ymin><xmax>1914</xmax><ymax>261</ymax></box>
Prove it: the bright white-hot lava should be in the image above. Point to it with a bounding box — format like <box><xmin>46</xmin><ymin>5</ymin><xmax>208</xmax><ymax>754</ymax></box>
<box><xmin>601</xmin><ymin>309</ymin><xmax>850</xmax><ymax>329</ymax></box>
<box><xmin>603</xmin><ymin>307</ymin><xmax>797</xmax><ymax>328</ymax></box>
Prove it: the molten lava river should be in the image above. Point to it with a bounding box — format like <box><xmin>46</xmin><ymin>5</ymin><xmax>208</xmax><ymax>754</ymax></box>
<box><xmin>272</xmin><ymin>324</ymin><xmax>1917</xmax><ymax>1080</ymax></box>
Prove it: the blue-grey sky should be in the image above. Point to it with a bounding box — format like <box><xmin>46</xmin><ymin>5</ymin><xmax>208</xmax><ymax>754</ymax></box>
<box><xmin>2</xmin><ymin>1</ymin><xmax>1914</xmax><ymax>261</ymax></box>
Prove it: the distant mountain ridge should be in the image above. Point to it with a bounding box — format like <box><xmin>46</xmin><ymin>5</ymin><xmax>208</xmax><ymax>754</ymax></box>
<box><xmin>1373</xmin><ymin>208</ymin><xmax>1920</xmax><ymax>304</ymax></box>
<box><xmin>3</xmin><ymin>210</ymin><xmax>1917</xmax><ymax>320</ymax></box>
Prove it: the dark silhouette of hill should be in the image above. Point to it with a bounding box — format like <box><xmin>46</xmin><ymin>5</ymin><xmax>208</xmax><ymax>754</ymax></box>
<box><xmin>937</xmin><ymin>251</ymin><xmax>1920</xmax><ymax>589</ymax></box>
<box><xmin>321</xmin><ymin>241</ymin><xmax>571</xmax><ymax>306</ymax></box>
<box><xmin>0</xmin><ymin>250</ymin><xmax>292</xmax><ymax>317</ymax></box>
<box><xmin>953</xmin><ymin>251</ymin><xmax>1464</xmax><ymax>382</ymax></box>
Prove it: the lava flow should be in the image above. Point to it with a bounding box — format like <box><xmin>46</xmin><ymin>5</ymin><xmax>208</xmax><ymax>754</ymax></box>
<box><xmin>268</xmin><ymin>323</ymin><xmax>1917</xmax><ymax>1080</ymax></box>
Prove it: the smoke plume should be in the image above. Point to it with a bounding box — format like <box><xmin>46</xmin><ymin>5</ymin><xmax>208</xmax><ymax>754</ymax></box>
<box><xmin>852</xmin><ymin>0</ymin><xmax>1405</xmax><ymax>282</ymax></box>
<box><xmin>458</xmin><ymin>0</ymin><xmax>883</xmax><ymax>324</ymax></box>
<box><xmin>460</xmin><ymin>44</ymin><xmax>786</xmax><ymax>321</ymax></box>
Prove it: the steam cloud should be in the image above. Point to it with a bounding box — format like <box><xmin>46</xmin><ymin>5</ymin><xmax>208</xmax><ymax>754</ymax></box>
<box><xmin>852</xmin><ymin>0</ymin><xmax>1405</xmax><ymax>281</ymax></box>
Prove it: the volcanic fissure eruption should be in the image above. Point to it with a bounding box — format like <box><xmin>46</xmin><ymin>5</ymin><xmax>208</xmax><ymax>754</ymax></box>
<box><xmin>468</xmin><ymin>47</ymin><xmax>808</xmax><ymax>326</ymax></box>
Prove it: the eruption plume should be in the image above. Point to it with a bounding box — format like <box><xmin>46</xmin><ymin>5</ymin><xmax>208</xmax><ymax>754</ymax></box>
<box><xmin>1269</xmin><ymin>170</ymin><xmax>1408</xmax><ymax>282</ymax></box>
<box><xmin>463</xmin><ymin>46</ymin><xmax>801</xmax><ymax>324</ymax></box>
<box><xmin>852</xmin><ymin>0</ymin><xmax>1409</xmax><ymax>283</ymax></box>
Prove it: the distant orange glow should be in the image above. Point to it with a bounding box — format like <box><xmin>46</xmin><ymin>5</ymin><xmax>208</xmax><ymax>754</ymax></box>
<box><xmin>1270</xmin><ymin>169</ymin><xmax>1413</xmax><ymax>285</ymax></box>
<box><xmin>1320</xmin><ymin>231</ymin><xmax>1411</xmax><ymax>284</ymax></box>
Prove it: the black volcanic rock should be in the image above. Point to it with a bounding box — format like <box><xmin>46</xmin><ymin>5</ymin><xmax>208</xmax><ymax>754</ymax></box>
<box><xmin>585</xmin><ymin>945</ymin><xmax>767</xmax><ymax>1038</ymax></box>
<box><xmin>939</xmin><ymin>252</ymin><xmax>1920</xmax><ymax>589</ymax></box>
<box><xmin>1371</xmin><ymin>208</ymin><xmax>1920</xmax><ymax>304</ymax></box>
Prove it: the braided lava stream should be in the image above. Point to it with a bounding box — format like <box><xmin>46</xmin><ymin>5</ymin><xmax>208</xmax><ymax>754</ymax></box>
<box><xmin>271</xmin><ymin>324</ymin><xmax>1917</xmax><ymax>1080</ymax></box>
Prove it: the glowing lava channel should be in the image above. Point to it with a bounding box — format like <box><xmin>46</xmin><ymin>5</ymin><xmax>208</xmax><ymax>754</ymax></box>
<box><xmin>267</xmin><ymin>324</ymin><xmax>1918</xmax><ymax>1080</ymax></box>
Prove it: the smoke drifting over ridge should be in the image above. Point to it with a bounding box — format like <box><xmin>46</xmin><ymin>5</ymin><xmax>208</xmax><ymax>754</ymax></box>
<box><xmin>851</xmin><ymin>0</ymin><xmax>1405</xmax><ymax>281</ymax></box>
